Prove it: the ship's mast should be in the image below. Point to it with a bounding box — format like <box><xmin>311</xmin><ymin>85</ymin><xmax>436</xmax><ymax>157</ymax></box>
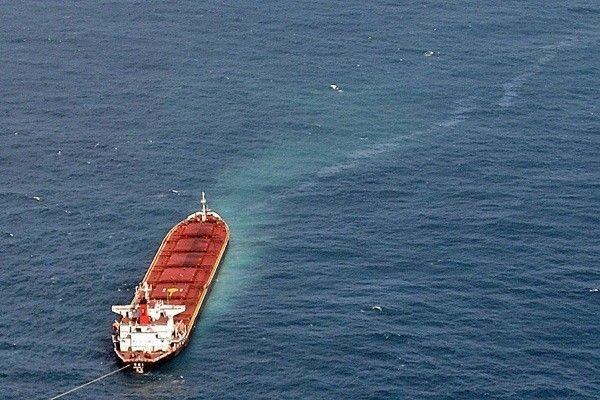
<box><xmin>141</xmin><ymin>282</ymin><xmax>152</xmax><ymax>301</ymax></box>
<box><xmin>201</xmin><ymin>192</ymin><xmax>207</xmax><ymax>222</ymax></box>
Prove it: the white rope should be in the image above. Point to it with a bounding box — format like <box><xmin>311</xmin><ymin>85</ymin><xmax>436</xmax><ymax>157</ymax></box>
<box><xmin>48</xmin><ymin>364</ymin><xmax>131</xmax><ymax>399</ymax></box>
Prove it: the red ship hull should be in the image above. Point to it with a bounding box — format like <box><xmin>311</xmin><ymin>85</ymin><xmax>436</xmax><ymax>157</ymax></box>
<box><xmin>112</xmin><ymin>201</ymin><xmax>229</xmax><ymax>373</ymax></box>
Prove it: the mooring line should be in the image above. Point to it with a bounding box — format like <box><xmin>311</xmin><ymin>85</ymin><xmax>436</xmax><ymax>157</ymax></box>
<box><xmin>48</xmin><ymin>364</ymin><xmax>131</xmax><ymax>399</ymax></box>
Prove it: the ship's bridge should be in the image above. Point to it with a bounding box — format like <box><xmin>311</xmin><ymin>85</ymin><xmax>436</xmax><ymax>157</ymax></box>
<box><xmin>112</xmin><ymin>284</ymin><xmax>186</xmax><ymax>353</ymax></box>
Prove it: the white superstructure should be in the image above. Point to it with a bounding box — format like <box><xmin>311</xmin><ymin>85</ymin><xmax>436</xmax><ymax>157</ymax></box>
<box><xmin>111</xmin><ymin>283</ymin><xmax>187</xmax><ymax>372</ymax></box>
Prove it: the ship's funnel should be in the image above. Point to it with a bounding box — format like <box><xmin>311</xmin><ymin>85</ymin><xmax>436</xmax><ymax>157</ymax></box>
<box><xmin>138</xmin><ymin>297</ymin><xmax>150</xmax><ymax>325</ymax></box>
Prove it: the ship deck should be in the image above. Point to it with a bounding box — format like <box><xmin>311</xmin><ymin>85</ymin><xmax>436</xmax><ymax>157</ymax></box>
<box><xmin>142</xmin><ymin>214</ymin><xmax>229</xmax><ymax>329</ymax></box>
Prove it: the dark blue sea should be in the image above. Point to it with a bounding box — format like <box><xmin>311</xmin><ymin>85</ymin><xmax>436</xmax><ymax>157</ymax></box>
<box><xmin>1</xmin><ymin>1</ymin><xmax>598</xmax><ymax>399</ymax></box>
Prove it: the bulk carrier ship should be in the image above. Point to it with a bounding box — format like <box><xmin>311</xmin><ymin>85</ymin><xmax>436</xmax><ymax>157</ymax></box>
<box><xmin>111</xmin><ymin>193</ymin><xmax>229</xmax><ymax>373</ymax></box>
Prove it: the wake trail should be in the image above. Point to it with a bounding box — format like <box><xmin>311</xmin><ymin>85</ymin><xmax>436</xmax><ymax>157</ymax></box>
<box><xmin>281</xmin><ymin>34</ymin><xmax>590</xmax><ymax>199</ymax></box>
<box><xmin>277</xmin><ymin>96</ymin><xmax>477</xmax><ymax>199</ymax></box>
<box><xmin>499</xmin><ymin>35</ymin><xmax>582</xmax><ymax>108</ymax></box>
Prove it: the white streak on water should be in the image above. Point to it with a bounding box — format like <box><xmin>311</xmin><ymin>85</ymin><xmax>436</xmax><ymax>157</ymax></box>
<box><xmin>279</xmin><ymin>97</ymin><xmax>477</xmax><ymax>198</ymax></box>
<box><xmin>499</xmin><ymin>36</ymin><xmax>580</xmax><ymax>108</ymax></box>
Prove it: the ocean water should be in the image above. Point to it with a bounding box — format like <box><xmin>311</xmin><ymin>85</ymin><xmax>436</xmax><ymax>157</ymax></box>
<box><xmin>1</xmin><ymin>1</ymin><xmax>598</xmax><ymax>399</ymax></box>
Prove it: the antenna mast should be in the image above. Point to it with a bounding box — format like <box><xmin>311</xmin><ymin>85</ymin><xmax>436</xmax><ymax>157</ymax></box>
<box><xmin>200</xmin><ymin>192</ymin><xmax>207</xmax><ymax>221</ymax></box>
